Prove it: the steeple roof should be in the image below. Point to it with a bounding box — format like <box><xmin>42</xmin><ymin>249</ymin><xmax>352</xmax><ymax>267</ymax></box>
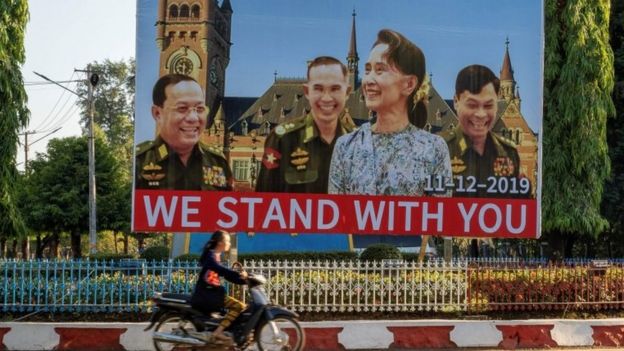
<box><xmin>348</xmin><ymin>10</ymin><xmax>358</xmax><ymax>60</ymax></box>
<box><xmin>221</xmin><ymin>0</ymin><xmax>233</xmax><ymax>12</ymax></box>
<box><xmin>500</xmin><ymin>37</ymin><xmax>514</xmax><ymax>81</ymax></box>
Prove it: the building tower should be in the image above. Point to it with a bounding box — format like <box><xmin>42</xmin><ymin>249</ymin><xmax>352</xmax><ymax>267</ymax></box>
<box><xmin>346</xmin><ymin>10</ymin><xmax>359</xmax><ymax>90</ymax></box>
<box><xmin>156</xmin><ymin>0</ymin><xmax>233</xmax><ymax>113</ymax></box>
<box><xmin>499</xmin><ymin>37</ymin><xmax>516</xmax><ymax>102</ymax></box>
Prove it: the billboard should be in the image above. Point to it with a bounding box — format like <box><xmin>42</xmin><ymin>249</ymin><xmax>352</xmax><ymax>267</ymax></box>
<box><xmin>132</xmin><ymin>0</ymin><xmax>543</xmax><ymax>239</ymax></box>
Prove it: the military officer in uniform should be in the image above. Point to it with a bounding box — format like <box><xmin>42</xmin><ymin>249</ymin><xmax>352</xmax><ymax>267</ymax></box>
<box><xmin>441</xmin><ymin>64</ymin><xmax>523</xmax><ymax>199</ymax></box>
<box><xmin>135</xmin><ymin>74</ymin><xmax>232</xmax><ymax>191</ymax></box>
<box><xmin>255</xmin><ymin>56</ymin><xmax>354</xmax><ymax>193</ymax></box>
<box><xmin>441</xmin><ymin>65</ymin><xmax>527</xmax><ymax>257</ymax></box>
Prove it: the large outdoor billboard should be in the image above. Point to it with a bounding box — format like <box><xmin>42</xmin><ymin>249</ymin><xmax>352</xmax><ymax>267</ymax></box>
<box><xmin>132</xmin><ymin>0</ymin><xmax>543</xmax><ymax>239</ymax></box>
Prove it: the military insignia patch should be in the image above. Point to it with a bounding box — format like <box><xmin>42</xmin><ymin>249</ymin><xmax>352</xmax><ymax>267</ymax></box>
<box><xmin>203</xmin><ymin>165</ymin><xmax>227</xmax><ymax>187</ymax></box>
<box><xmin>290</xmin><ymin>147</ymin><xmax>309</xmax><ymax>171</ymax></box>
<box><xmin>275</xmin><ymin>126</ymin><xmax>286</xmax><ymax>136</ymax></box>
<box><xmin>262</xmin><ymin>148</ymin><xmax>281</xmax><ymax>169</ymax></box>
<box><xmin>141</xmin><ymin>162</ymin><xmax>166</xmax><ymax>187</ymax></box>
<box><xmin>450</xmin><ymin>156</ymin><xmax>467</xmax><ymax>174</ymax></box>
<box><xmin>493</xmin><ymin>157</ymin><xmax>515</xmax><ymax>176</ymax></box>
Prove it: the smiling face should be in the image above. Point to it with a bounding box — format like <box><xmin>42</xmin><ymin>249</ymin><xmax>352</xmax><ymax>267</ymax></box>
<box><xmin>303</xmin><ymin>63</ymin><xmax>350</xmax><ymax>125</ymax></box>
<box><xmin>362</xmin><ymin>44</ymin><xmax>416</xmax><ymax>116</ymax></box>
<box><xmin>152</xmin><ymin>80</ymin><xmax>207</xmax><ymax>155</ymax></box>
<box><xmin>454</xmin><ymin>82</ymin><xmax>498</xmax><ymax>143</ymax></box>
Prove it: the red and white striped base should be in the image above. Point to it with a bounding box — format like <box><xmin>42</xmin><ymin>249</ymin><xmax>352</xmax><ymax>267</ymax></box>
<box><xmin>1</xmin><ymin>319</ymin><xmax>623</xmax><ymax>350</ymax></box>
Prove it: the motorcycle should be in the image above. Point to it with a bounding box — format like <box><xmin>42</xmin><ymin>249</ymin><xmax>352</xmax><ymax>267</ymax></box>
<box><xmin>145</xmin><ymin>270</ymin><xmax>305</xmax><ymax>351</ymax></box>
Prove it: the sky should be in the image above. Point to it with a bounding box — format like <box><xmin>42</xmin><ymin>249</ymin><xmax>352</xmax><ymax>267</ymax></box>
<box><xmin>20</xmin><ymin>0</ymin><xmax>543</xmax><ymax>168</ymax></box>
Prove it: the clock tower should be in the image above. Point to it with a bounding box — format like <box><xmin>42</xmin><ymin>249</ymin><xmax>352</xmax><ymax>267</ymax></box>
<box><xmin>156</xmin><ymin>0</ymin><xmax>232</xmax><ymax>113</ymax></box>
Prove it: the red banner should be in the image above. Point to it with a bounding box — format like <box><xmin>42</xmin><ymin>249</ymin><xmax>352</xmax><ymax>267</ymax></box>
<box><xmin>133</xmin><ymin>190</ymin><xmax>537</xmax><ymax>238</ymax></box>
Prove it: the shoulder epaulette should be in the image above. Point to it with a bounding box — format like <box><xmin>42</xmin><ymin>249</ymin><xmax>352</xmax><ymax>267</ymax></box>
<box><xmin>135</xmin><ymin>140</ymin><xmax>154</xmax><ymax>156</ymax></box>
<box><xmin>274</xmin><ymin>116</ymin><xmax>306</xmax><ymax>137</ymax></box>
<box><xmin>438</xmin><ymin>129</ymin><xmax>456</xmax><ymax>143</ymax></box>
<box><xmin>493</xmin><ymin>133</ymin><xmax>517</xmax><ymax>148</ymax></box>
<box><xmin>200</xmin><ymin>143</ymin><xmax>226</xmax><ymax>158</ymax></box>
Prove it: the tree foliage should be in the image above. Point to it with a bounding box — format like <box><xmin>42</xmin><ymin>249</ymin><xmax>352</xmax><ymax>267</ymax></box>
<box><xmin>0</xmin><ymin>0</ymin><xmax>29</xmax><ymax>240</ymax></box>
<box><xmin>75</xmin><ymin>59</ymin><xmax>135</xmax><ymax>172</ymax></box>
<box><xmin>543</xmin><ymin>0</ymin><xmax>615</xmax><ymax>238</ymax></box>
<box><xmin>19</xmin><ymin>131</ymin><xmax>127</xmax><ymax>258</ymax></box>
<box><xmin>600</xmin><ymin>0</ymin><xmax>624</xmax><ymax>242</ymax></box>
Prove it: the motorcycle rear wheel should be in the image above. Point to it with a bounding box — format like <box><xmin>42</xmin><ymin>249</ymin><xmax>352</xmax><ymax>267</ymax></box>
<box><xmin>153</xmin><ymin>314</ymin><xmax>202</xmax><ymax>351</ymax></box>
<box><xmin>255</xmin><ymin>316</ymin><xmax>305</xmax><ymax>351</ymax></box>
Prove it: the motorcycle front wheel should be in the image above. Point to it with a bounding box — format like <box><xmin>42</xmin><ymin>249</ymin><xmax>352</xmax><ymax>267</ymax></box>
<box><xmin>255</xmin><ymin>315</ymin><xmax>305</xmax><ymax>351</ymax></box>
<box><xmin>153</xmin><ymin>314</ymin><xmax>202</xmax><ymax>351</ymax></box>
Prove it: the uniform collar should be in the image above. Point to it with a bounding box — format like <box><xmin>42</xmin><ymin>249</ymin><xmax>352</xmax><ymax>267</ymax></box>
<box><xmin>303</xmin><ymin>111</ymin><xmax>348</xmax><ymax>143</ymax></box>
<box><xmin>154</xmin><ymin>135</ymin><xmax>202</xmax><ymax>161</ymax></box>
<box><xmin>453</xmin><ymin>127</ymin><xmax>501</xmax><ymax>157</ymax></box>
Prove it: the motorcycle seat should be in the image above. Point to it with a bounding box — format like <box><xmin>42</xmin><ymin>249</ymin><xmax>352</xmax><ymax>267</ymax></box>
<box><xmin>159</xmin><ymin>293</ymin><xmax>192</xmax><ymax>304</ymax></box>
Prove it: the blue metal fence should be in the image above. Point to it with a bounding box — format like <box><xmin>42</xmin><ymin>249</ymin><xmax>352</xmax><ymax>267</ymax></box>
<box><xmin>3</xmin><ymin>258</ymin><xmax>624</xmax><ymax>315</ymax></box>
<box><xmin>0</xmin><ymin>259</ymin><xmax>200</xmax><ymax>313</ymax></box>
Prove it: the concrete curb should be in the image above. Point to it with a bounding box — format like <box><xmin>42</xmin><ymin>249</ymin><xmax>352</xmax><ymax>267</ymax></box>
<box><xmin>1</xmin><ymin>319</ymin><xmax>623</xmax><ymax>350</ymax></box>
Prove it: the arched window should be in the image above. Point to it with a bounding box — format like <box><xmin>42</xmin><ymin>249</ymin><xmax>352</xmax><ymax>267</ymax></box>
<box><xmin>515</xmin><ymin>129</ymin><xmax>521</xmax><ymax>144</ymax></box>
<box><xmin>169</xmin><ymin>5</ymin><xmax>179</xmax><ymax>18</ymax></box>
<box><xmin>191</xmin><ymin>4</ymin><xmax>200</xmax><ymax>18</ymax></box>
<box><xmin>501</xmin><ymin>128</ymin><xmax>507</xmax><ymax>139</ymax></box>
<box><xmin>424</xmin><ymin>123</ymin><xmax>432</xmax><ymax>132</ymax></box>
<box><xmin>179</xmin><ymin>4</ymin><xmax>190</xmax><ymax>17</ymax></box>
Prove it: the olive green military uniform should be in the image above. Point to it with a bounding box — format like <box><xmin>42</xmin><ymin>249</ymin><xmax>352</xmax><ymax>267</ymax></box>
<box><xmin>441</xmin><ymin>127</ymin><xmax>523</xmax><ymax>198</ymax></box>
<box><xmin>256</xmin><ymin>113</ymin><xmax>355</xmax><ymax>194</ymax></box>
<box><xmin>135</xmin><ymin>136</ymin><xmax>233</xmax><ymax>191</ymax></box>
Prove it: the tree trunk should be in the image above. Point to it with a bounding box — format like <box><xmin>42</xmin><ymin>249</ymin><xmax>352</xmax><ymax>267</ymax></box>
<box><xmin>11</xmin><ymin>239</ymin><xmax>18</xmax><ymax>258</ymax></box>
<box><xmin>113</xmin><ymin>231</ymin><xmax>119</xmax><ymax>254</ymax></box>
<box><xmin>123</xmin><ymin>233</ymin><xmax>129</xmax><ymax>255</ymax></box>
<box><xmin>71</xmin><ymin>230</ymin><xmax>82</xmax><ymax>259</ymax></box>
<box><xmin>564</xmin><ymin>233</ymin><xmax>576</xmax><ymax>259</ymax></box>
<box><xmin>50</xmin><ymin>232</ymin><xmax>59</xmax><ymax>259</ymax></box>
<box><xmin>21</xmin><ymin>238</ymin><xmax>29</xmax><ymax>259</ymax></box>
<box><xmin>35</xmin><ymin>235</ymin><xmax>42</xmax><ymax>259</ymax></box>
<box><xmin>470</xmin><ymin>239</ymin><xmax>479</xmax><ymax>258</ymax></box>
<box><xmin>0</xmin><ymin>238</ymin><xmax>6</xmax><ymax>258</ymax></box>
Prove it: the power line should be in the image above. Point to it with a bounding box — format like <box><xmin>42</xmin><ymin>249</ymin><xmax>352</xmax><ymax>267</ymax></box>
<box><xmin>31</xmin><ymin>72</ymin><xmax>77</xmax><ymax>131</ymax></box>
<box><xmin>24</xmin><ymin>79</ymin><xmax>82</xmax><ymax>86</ymax></box>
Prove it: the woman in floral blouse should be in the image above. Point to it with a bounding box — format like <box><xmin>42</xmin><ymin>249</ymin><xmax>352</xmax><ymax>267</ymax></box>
<box><xmin>329</xmin><ymin>29</ymin><xmax>451</xmax><ymax>196</ymax></box>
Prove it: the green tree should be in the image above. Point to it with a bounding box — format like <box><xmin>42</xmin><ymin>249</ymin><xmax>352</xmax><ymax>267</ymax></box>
<box><xmin>599</xmin><ymin>0</ymin><xmax>624</xmax><ymax>256</ymax></box>
<box><xmin>543</xmin><ymin>0</ymin><xmax>615</xmax><ymax>257</ymax></box>
<box><xmin>19</xmin><ymin>131</ymin><xmax>126</xmax><ymax>258</ymax></box>
<box><xmin>0</xmin><ymin>0</ymin><xmax>29</xmax><ymax>253</ymax></box>
<box><xmin>75</xmin><ymin>59</ymin><xmax>136</xmax><ymax>171</ymax></box>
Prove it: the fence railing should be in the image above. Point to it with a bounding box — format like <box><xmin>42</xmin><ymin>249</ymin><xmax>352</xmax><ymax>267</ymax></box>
<box><xmin>2</xmin><ymin>259</ymin><xmax>624</xmax><ymax>315</ymax></box>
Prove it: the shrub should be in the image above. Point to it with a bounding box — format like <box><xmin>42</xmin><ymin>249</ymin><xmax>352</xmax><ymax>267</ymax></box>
<box><xmin>239</xmin><ymin>251</ymin><xmax>357</xmax><ymax>262</ymax></box>
<box><xmin>360</xmin><ymin>244</ymin><xmax>402</xmax><ymax>261</ymax></box>
<box><xmin>89</xmin><ymin>252</ymin><xmax>136</xmax><ymax>260</ymax></box>
<box><xmin>140</xmin><ymin>246</ymin><xmax>170</xmax><ymax>261</ymax></box>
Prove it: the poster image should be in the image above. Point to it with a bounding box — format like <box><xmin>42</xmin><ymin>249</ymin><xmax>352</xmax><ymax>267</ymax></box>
<box><xmin>132</xmin><ymin>0</ymin><xmax>543</xmax><ymax>240</ymax></box>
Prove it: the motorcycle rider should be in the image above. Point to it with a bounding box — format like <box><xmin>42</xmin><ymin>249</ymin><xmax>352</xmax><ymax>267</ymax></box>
<box><xmin>190</xmin><ymin>230</ymin><xmax>248</xmax><ymax>343</ymax></box>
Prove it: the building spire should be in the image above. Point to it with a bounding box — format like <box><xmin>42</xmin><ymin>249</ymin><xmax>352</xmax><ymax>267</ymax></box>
<box><xmin>221</xmin><ymin>0</ymin><xmax>233</xmax><ymax>12</ymax></box>
<box><xmin>348</xmin><ymin>9</ymin><xmax>358</xmax><ymax>61</ymax></box>
<box><xmin>500</xmin><ymin>36</ymin><xmax>514</xmax><ymax>81</ymax></box>
<box><xmin>347</xmin><ymin>9</ymin><xmax>359</xmax><ymax>89</ymax></box>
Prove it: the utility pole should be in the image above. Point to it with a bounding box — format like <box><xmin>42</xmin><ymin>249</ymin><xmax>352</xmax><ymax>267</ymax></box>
<box><xmin>24</xmin><ymin>131</ymin><xmax>29</xmax><ymax>171</ymax></box>
<box><xmin>76</xmin><ymin>69</ymin><xmax>99</xmax><ymax>255</ymax></box>
<box><xmin>19</xmin><ymin>127</ymin><xmax>62</xmax><ymax>173</ymax></box>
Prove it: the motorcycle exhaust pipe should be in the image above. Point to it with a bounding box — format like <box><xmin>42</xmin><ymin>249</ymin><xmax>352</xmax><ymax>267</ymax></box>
<box><xmin>152</xmin><ymin>332</ymin><xmax>205</xmax><ymax>346</ymax></box>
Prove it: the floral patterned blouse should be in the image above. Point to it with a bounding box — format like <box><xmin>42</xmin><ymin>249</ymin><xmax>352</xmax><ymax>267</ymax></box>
<box><xmin>328</xmin><ymin>123</ymin><xmax>451</xmax><ymax>196</ymax></box>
